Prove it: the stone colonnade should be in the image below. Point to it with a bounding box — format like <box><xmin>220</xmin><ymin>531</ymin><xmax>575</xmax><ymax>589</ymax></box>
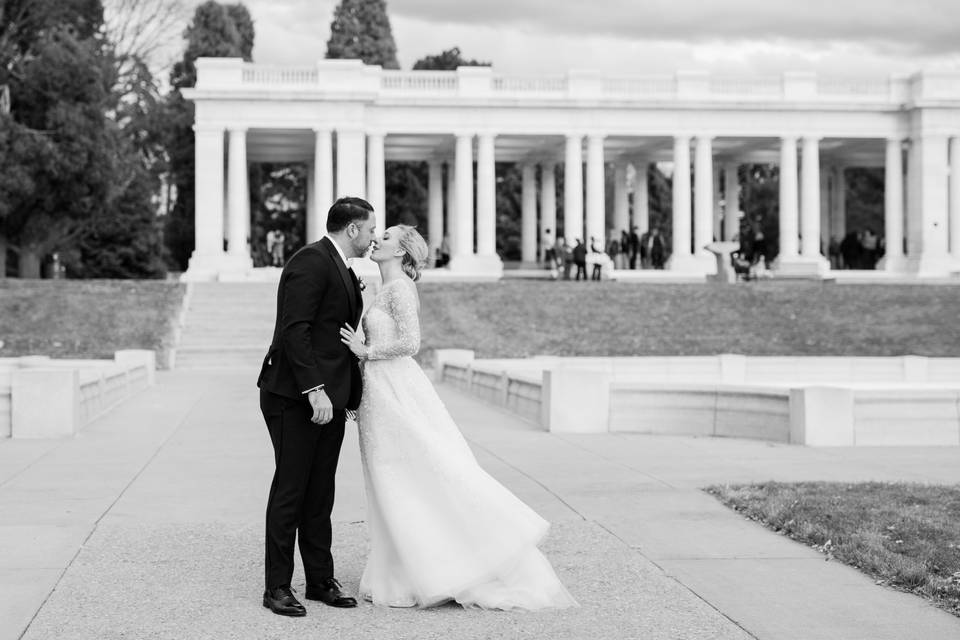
<box><xmin>188</xmin><ymin>128</ymin><xmax>960</xmax><ymax>279</ymax></box>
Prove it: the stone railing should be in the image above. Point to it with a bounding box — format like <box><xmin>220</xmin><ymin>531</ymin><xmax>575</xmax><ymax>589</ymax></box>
<box><xmin>191</xmin><ymin>58</ymin><xmax>955</xmax><ymax>106</ymax></box>
<box><xmin>436</xmin><ymin>351</ymin><xmax>960</xmax><ymax>446</ymax></box>
<box><xmin>0</xmin><ymin>350</ymin><xmax>156</xmax><ymax>439</ymax></box>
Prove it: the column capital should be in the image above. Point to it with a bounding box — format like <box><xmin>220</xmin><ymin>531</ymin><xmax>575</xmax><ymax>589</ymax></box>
<box><xmin>193</xmin><ymin>125</ymin><xmax>223</xmax><ymax>135</ymax></box>
<box><xmin>227</xmin><ymin>125</ymin><xmax>248</xmax><ymax>134</ymax></box>
<box><xmin>476</xmin><ymin>130</ymin><xmax>498</xmax><ymax>140</ymax></box>
<box><xmin>452</xmin><ymin>130</ymin><xmax>476</xmax><ymax>139</ymax></box>
<box><xmin>565</xmin><ymin>132</ymin><xmax>585</xmax><ymax>141</ymax></box>
<box><xmin>801</xmin><ymin>135</ymin><xmax>821</xmax><ymax>144</ymax></box>
<box><xmin>780</xmin><ymin>135</ymin><xmax>799</xmax><ymax>143</ymax></box>
<box><xmin>673</xmin><ymin>134</ymin><xmax>692</xmax><ymax>144</ymax></box>
<box><xmin>586</xmin><ymin>132</ymin><xmax>607</xmax><ymax>140</ymax></box>
<box><xmin>312</xmin><ymin>125</ymin><xmax>333</xmax><ymax>134</ymax></box>
<box><xmin>694</xmin><ymin>134</ymin><xmax>715</xmax><ymax>141</ymax></box>
<box><xmin>365</xmin><ymin>129</ymin><xmax>386</xmax><ymax>139</ymax></box>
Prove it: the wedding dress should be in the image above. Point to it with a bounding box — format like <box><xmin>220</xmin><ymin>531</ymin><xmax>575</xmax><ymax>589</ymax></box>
<box><xmin>356</xmin><ymin>278</ymin><xmax>577</xmax><ymax>610</ymax></box>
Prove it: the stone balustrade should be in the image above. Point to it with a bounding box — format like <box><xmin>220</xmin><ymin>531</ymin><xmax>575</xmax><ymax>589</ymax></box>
<box><xmin>436</xmin><ymin>351</ymin><xmax>960</xmax><ymax>446</ymax></box>
<box><xmin>190</xmin><ymin>58</ymin><xmax>941</xmax><ymax>106</ymax></box>
<box><xmin>0</xmin><ymin>350</ymin><xmax>156</xmax><ymax>439</ymax></box>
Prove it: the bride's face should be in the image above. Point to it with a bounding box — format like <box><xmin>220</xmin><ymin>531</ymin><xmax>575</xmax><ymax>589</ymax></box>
<box><xmin>370</xmin><ymin>226</ymin><xmax>405</xmax><ymax>264</ymax></box>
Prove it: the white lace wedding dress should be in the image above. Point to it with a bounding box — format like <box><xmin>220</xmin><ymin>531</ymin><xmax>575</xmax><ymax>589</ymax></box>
<box><xmin>356</xmin><ymin>278</ymin><xmax>577</xmax><ymax>610</ymax></box>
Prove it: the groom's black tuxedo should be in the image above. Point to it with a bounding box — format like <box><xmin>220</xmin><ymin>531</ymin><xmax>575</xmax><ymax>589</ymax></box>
<box><xmin>258</xmin><ymin>237</ymin><xmax>363</xmax><ymax>408</ymax></box>
<box><xmin>257</xmin><ymin>237</ymin><xmax>363</xmax><ymax>591</ymax></box>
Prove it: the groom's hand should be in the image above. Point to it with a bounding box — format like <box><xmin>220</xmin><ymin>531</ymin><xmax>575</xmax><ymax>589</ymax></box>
<box><xmin>308</xmin><ymin>388</ymin><xmax>333</xmax><ymax>425</ymax></box>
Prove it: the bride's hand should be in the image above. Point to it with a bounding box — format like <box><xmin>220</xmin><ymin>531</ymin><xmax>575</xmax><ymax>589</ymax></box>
<box><xmin>340</xmin><ymin>324</ymin><xmax>368</xmax><ymax>360</ymax></box>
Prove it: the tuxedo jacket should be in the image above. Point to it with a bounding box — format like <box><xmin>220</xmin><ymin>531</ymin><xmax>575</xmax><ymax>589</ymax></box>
<box><xmin>257</xmin><ymin>237</ymin><xmax>363</xmax><ymax>410</ymax></box>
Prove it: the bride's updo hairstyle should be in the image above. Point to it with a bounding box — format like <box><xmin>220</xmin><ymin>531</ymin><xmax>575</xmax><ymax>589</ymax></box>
<box><xmin>395</xmin><ymin>225</ymin><xmax>429</xmax><ymax>282</ymax></box>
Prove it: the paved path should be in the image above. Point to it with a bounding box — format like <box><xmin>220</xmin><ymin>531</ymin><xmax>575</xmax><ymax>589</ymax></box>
<box><xmin>2</xmin><ymin>369</ymin><xmax>959</xmax><ymax>640</ymax></box>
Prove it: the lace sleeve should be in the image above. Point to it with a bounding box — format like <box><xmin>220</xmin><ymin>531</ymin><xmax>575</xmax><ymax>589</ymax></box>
<box><xmin>366</xmin><ymin>281</ymin><xmax>421</xmax><ymax>360</ymax></box>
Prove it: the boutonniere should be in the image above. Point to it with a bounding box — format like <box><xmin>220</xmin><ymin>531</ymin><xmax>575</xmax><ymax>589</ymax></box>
<box><xmin>357</xmin><ymin>276</ymin><xmax>366</xmax><ymax>291</ymax></box>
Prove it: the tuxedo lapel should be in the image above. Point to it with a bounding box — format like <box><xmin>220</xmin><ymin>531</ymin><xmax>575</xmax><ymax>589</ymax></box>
<box><xmin>320</xmin><ymin>237</ymin><xmax>358</xmax><ymax>321</ymax></box>
<box><xmin>349</xmin><ymin>270</ymin><xmax>363</xmax><ymax>327</ymax></box>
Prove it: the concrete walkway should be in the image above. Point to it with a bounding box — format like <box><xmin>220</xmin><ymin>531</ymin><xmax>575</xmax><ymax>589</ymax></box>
<box><xmin>2</xmin><ymin>369</ymin><xmax>959</xmax><ymax>640</ymax></box>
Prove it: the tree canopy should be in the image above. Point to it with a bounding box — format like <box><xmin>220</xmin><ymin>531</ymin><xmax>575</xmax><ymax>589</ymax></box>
<box><xmin>325</xmin><ymin>0</ymin><xmax>399</xmax><ymax>69</ymax></box>
<box><xmin>413</xmin><ymin>47</ymin><xmax>490</xmax><ymax>70</ymax></box>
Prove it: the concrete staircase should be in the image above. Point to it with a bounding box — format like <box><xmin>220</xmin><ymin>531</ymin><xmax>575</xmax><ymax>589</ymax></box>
<box><xmin>174</xmin><ymin>282</ymin><xmax>278</xmax><ymax>370</ymax></box>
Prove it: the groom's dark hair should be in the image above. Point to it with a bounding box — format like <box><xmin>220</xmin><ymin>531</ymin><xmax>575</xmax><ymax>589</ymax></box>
<box><xmin>326</xmin><ymin>197</ymin><xmax>373</xmax><ymax>233</ymax></box>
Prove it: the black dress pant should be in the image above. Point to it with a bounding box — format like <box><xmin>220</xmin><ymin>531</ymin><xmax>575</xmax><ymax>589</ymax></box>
<box><xmin>261</xmin><ymin>389</ymin><xmax>346</xmax><ymax>590</ymax></box>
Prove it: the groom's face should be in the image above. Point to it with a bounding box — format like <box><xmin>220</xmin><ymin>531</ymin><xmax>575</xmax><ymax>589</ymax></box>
<box><xmin>347</xmin><ymin>214</ymin><xmax>377</xmax><ymax>258</ymax></box>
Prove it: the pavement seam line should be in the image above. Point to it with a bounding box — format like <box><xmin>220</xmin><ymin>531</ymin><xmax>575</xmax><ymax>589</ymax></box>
<box><xmin>593</xmin><ymin>520</ymin><xmax>761</xmax><ymax>640</ymax></box>
<box><xmin>0</xmin><ymin>441</ymin><xmax>70</xmax><ymax>491</ymax></box>
<box><xmin>553</xmin><ymin>433</ymin><xmax>676</xmax><ymax>489</ymax></box>
<box><xmin>463</xmin><ymin>437</ymin><xmax>587</xmax><ymax>522</ymax></box>
<box><xmin>16</xmin><ymin>393</ymin><xmax>205</xmax><ymax>640</ymax></box>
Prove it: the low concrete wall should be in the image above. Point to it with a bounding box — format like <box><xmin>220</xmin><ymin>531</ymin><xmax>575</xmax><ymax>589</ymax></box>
<box><xmin>436</xmin><ymin>351</ymin><xmax>960</xmax><ymax>446</ymax></box>
<box><xmin>0</xmin><ymin>350</ymin><xmax>156</xmax><ymax>439</ymax></box>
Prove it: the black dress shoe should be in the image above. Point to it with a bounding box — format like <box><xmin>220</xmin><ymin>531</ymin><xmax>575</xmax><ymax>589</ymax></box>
<box><xmin>263</xmin><ymin>585</ymin><xmax>306</xmax><ymax>617</ymax></box>
<box><xmin>305</xmin><ymin>577</ymin><xmax>358</xmax><ymax>608</ymax></box>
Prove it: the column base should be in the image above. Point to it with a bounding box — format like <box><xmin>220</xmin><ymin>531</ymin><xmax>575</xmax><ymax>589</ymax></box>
<box><xmin>182</xmin><ymin>252</ymin><xmax>226</xmax><ymax>282</ymax></box>
<box><xmin>773</xmin><ymin>255</ymin><xmax>830</xmax><ymax>279</ymax></box>
<box><xmin>182</xmin><ymin>251</ymin><xmax>253</xmax><ymax>282</ymax></box>
<box><xmin>446</xmin><ymin>253</ymin><xmax>504</xmax><ymax>279</ymax></box>
<box><xmin>905</xmin><ymin>254</ymin><xmax>956</xmax><ymax>278</ymax></box>
<box><xmin>666</xmin><ymin>252</ymin><xmax>715</xmax><ymax>275</ymax></box>
<box><xmin>877</xmin><ymin>254</ymin><xmax>909</xmax><ymax>273</ymax></box>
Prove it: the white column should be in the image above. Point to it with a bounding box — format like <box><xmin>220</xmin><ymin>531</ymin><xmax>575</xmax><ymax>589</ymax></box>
<box><xmin>800</xmin><ymin>136</ymin><xmax>822</xmax><ymax>257</ymax></box>
<box><xmin>693</xmin><ymin>136</ymin><xmax>714</xmax><ymax>253</ymax></box>
<box><xmin>613</xmin><ymin>162</ymin><xmax>629</xmax><ymax>235</ymax></box>
<box><xmin>713</xmin><ymin>165</ymin><xmax>723</xmax><ymax>243</ymax></box>
<box><xmin>633</xmin><ymin>161</ymin><xmax>649</xmax><ymax>235</ymax></box>
<box><xmin>563</xmin><ymin>134</ymin><xmax>584</xmax><ymax>242</ymax></box>
<box><xmin>427</xmin><ymin>160</ymin><xmax>443</xmax><ymax>253</ymax></box>
<box><xmin>336</xmin><ymin>129</ymin><xmax>366</xmax><ymax>199</ymax></box>
<box><xmin>521</xmin><ymin>163</ymin><xmax>537</xmax><ymax>262</ymax></box>
<box><xmin>585</xmin><ymin>134</ymin><xmax>606</xmax><ymax>248</ymax></box>
<box><xmin>907</xmin><ymin>135</ymin><xmax>950</xmax><ymax>274</ymax></box>
<box><xmin>884</xmin><ymin>138</ymin><xmax>905</xmax><ymax>269</ymax></box>
<box><xmin>670</xmin><ymin>136</ymin><xmax>692</xmax><ymax>262</ymax></box>
<box><xmin>723</xmin><ymin>163</ymin><xmax>740</xmax><ymax>241</ymax></box>
<box><xmin>187</xmin><ymin>126</ymin><xmax>225</xmax><ymax>276</ymax></box>
<box><xmin>476</xmin><ymin>133</ymin><xmax>497</xmax><ymax>256</ymax></box>
<box><xmin>366</xmin><ymin>131</ymin><xmax>385</xmax><ymax>218</ymax></box>
<box><xmin>309</xmin><ymin>128</ymin><xmax>333</xmax><ymax>241</ymax></box>
<box><xmin>950</xmin><ymin>136</ymin><xmax>960</xmax><ymax>260</ymax></box>
<box><xmin>226</xmin><ymin>127</ymin><xmax>250</xmax><ymax>264</ymax></box>
<box><xmin>306</xmin><ymin>160</ymin><xmax>315</xmax><ymax>238</ymax></box>
<box><xmin>540</xmin><ymin>163</ymin><xmax>557</xmax><ymax>251</ymax></box>
<box><xmin>779</xmin><ymin>137</ymin><xmax>799</xmax><ymax>259</ymax></box>
<box><xmin>445</xmin><ymin>161</ymin><xmax>457</xmax><ymax>256</ymax></box>
<box><xmin>453</xmin><ymin>133</ymin><xmax>474</xmax><ymax>258</ymax></box>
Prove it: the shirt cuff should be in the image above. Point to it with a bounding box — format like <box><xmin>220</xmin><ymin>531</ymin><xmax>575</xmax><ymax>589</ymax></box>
<box><xmin>301</xmin><ymin>384</ymin><xmax>324</xmax><ymax>395</ymax></box>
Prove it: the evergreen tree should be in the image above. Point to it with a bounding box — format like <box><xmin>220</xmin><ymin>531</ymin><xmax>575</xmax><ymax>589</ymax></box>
<box><xmin>413</xmin><ymin>47</ymin><xmax>490</xmax><ymax>70</ymax></box>
<box><xmin>163</xmin><ymin>1</ymin><xmax>253</xmax><ymax>271</ymax></box>
<box><xmin>0</xmin><ymin>0</ymin><xmax>166</xmax><ymax>278</ymax></box>
<box><xmin>325</xmin><ymin>0</ymin><xmax>399</xmax><ymax>69</ymax></box>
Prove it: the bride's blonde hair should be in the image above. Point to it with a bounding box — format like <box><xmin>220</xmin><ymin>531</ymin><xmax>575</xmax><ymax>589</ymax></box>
<box><xmin>394</xmin><ymin>224</ymin><xmax>429</xmax><ymax>282</ymax></box>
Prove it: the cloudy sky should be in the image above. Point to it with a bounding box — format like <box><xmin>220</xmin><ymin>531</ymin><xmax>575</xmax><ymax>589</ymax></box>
<box><xmin>178</xmin><ymin>0</ymin><xmax>960</xmax><ymax>75</ymax></box>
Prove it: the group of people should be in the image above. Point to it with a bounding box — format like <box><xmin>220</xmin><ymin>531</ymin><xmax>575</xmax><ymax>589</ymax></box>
<box><xmin>541</xmin><ymin>226</ymin><xmax>667</xmax><ymax>280</ymax></box>
<box><xmin>258</xmin><ymin>197</ymin><xmax>576</xmax><ymax>618</ymax></box>
<box><xmin>830</xmin><ymin>228</ymin><xmax>884</xmax><ymax>270</ymax></box>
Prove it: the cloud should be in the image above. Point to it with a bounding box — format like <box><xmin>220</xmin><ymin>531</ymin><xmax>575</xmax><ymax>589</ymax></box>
<box><xmin>388</xmin><ymin>0</ymin><xmax>960</xmax><ymax>56</ymax></box>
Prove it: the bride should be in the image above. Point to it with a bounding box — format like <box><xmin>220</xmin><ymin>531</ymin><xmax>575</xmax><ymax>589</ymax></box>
<box><xmin>339</xmin><ymin>225</ymin><xmax>577</xmax><ymax>611</ymax></box>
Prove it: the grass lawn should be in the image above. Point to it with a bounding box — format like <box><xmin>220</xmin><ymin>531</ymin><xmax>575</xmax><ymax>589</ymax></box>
<box><xmin>418</xmin><ymin>280</ymin><xmax>960</xmax><ymax>361</ymax></box>
<box><xmin>0</xmin><ymin>279</ymin><xmax>185</xmax><ymax>364</ymax></box>
<box><xmin>708</xmin><ymin>482</ymin><xmax>960</xmax><ymax>617</ymax></box>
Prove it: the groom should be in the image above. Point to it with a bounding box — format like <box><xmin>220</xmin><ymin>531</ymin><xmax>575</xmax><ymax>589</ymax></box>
<box><xmin>257</xmin><ymin>196</ymin><xmax>377</xmax><ymax>616</ymax></box>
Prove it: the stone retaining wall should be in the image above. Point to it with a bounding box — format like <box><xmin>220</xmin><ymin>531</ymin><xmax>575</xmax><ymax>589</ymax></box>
<box><xmin>0</xmin><ymin>350</ymin><xmax>156</xmax><ymax>438</ymax></box>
